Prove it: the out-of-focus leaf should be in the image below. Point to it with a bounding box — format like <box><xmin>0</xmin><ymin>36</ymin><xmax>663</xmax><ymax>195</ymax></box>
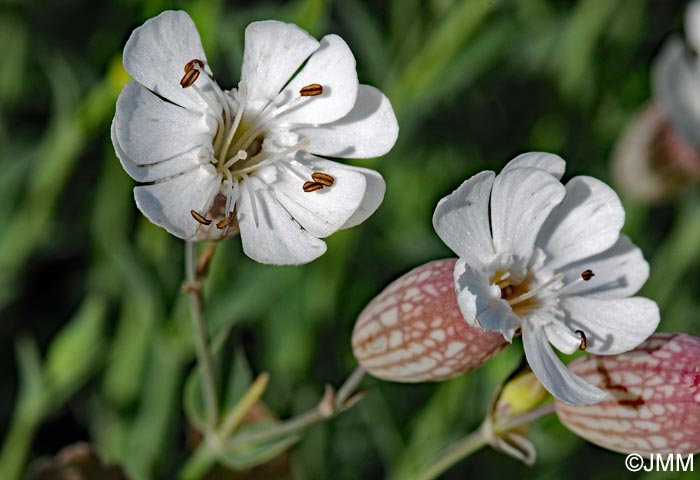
<box><xmin>389</xmin><ymin>0</ymin><xmax>421</xmax><ymax>56</ymax></box>
<box><xmin>0</xmin><ymin>338</ymin><xmax>43</xmax><ymax>480</ymax></box>
<box><xmin>101</xmin><ymin>290</ymin><xmax>157</xmax><ymax>408</ymax></box>
<box><xmin>0</xmin><ymin>14</ymin><xmax>28</xmax><ymax>107</ymax></box>
<box><xmin>14</xmin><ymin>337</ymin><xmax>45</xmax><ymax>418</ymax></box>
<box><xmin>554</xmin><ymin>0</ymin><xmax>622</xmax><ymax>104</ymax></box>
<box><xmin>45</xmin><ymin>295</ymin><xmax>106</xmax><ymax>401</ymax></box>
<box><xmin>388</xmin><ymin>0</ymin><xmax>499</xmax><ymax>117</ymax></box>
<box><xmin>184</xmin><ymin>330</ymin><xmax>253</xmax><ymax>432</ymax></box>
<box><xmin>219</xmin><ymin>422</ymin><xmax>299</xmax><ymax>471</ymax></box>
<box><xmin>184</xmin><ymin>334</ymin><xmax>226</xmax><ymax>433</ymax></box>
<box><xmin>0</xmin><ymin>52</ymin><xmax>117</xmax><ymax>310</ymax></box>
<box><xmin>399</xmin><ymin>17</ymin><xmax>512</xmax><ymax>133</ymax></box>
<box><xmin>189</xmin><ymin>0</ymin><xmax>224</xmax><ymax>56</ymax></box>
<box><xmin>358</xmin><ymin>386</ymin><xmax>405</xmax><ymax>468</ymax></box>
<box><xmin>337</xmin><ymin>0</ymin><xmax>390</xmax><ymax>85</ymax></box>
<box><xmin>122</xmin><ymin>338</ymin><xmax>184</xmax><ymax>480</ymax></box>
<box><xmin>285</xmin><ymin>0</ymin><xmax>329</xmax><ymax>37</ymax></box>
<box><xmin>642</xmin><ymin>194</ymin><xmax>700</xmax><ymax>309</ymax></box>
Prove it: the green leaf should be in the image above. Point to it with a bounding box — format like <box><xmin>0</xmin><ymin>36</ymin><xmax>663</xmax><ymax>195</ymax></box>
<box><xmin>219</xmin><ymin>422</ymin><xmax>300</xmax><ymax>471</ymax></box>
<box><xmin>285</xmin><ymin>0</ymin><xmax>329</xmax><ymax>36</ymax></box>
<box><xmin>184</xmin><ymin>330</ymin><xmax>253</xmax><ymax>432</ymax></box>
<box><xmin>44</xmin><ymin>295</ymin><xmax>106</xmax><ymax>402</ymax></box>
<box><xmin>14</xmin><ymin>337</ymin><xmax>45</xmax><ymax>419</ymax></box>
<box><xmin>388</xmin><ymin>0</ymin><xmax>499</xmax><ymax>118</ymax></box>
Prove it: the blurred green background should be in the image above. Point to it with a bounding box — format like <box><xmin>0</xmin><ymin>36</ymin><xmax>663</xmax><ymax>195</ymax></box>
<box><xmin>0</xmin><ymin>0</ymin><xmax>698</xmax><ymax>478</ymax></box>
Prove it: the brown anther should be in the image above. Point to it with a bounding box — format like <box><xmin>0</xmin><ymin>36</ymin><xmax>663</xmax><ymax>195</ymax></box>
<box><xmin>190</xmin><ymin>210</ymin><xmax>211</xmax><ymax>225</ymax></box>
<box><xmin>581</xmin><ymin>269</ymin><xmax>594</xmax><ymax>281</ymax></box>
<box><xmin>300</xmin><ymin>83</ymin><xmax>323</xmax><ymax>97</ymax></box>
<box><xmin>180</xmin><ymin>68</ymin><xmax>200</xmax><ymax>88</ymax></box>
<box><xmin>184</xmin><ymin>59</ymin><xmax>205</xmax><ymax>73</ymax></box>
<box><xmin>311</xmin><ymin>171</ymin><xmax>335</xmax><ymax>187</ymax></box>
<box><xmin>575</xmin><ymin>330</ymin><xmax>587</xmax><ymax>351</ymax></box>
<box><xmin>303</xmin><ymin>181</ymin><xmax>324</xmax><ymax>192</ymax></box>
<box><xmin>216</xmin><ymin>214</ymin><xmax>234</xmax><ymax>229</ymax></box>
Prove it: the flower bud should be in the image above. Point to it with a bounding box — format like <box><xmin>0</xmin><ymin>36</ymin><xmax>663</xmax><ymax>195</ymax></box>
<box><xmin>352</xmin><ymin>259</ymin><xmax>508</xmax><ymax>382</ymax></box>
<box><xmin>495</xmin><ymin>371</ymin><xmax>548</xmax><ymax>418</ymax></box>
<box><xmin>612</xmin><ymin>103</ymin><xmax>700</xmax><ymax>203</ymax></box>
<box><xmin>554</xmin><ymin>333</ymin><xmax>700</xmax><ymax>454</ymax></box>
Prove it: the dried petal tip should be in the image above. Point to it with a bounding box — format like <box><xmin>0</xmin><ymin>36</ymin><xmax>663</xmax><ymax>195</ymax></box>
<box><xmin>352</xmin><ymin>259</ymin><xmax>508</xmax><ymax>382</ymax></box>
<box><xmin>555</xmin><ymin>333</ymin><xmax>700</xmax><ymax>455</ymax></box>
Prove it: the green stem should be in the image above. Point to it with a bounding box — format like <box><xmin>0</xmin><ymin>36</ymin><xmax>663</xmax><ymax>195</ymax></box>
<box><xmin>178</xmin><ymin>366</ymin><xmax>366</xmax><ymax>480</ymax></box>
<box><xmin>185</xmin><ymin>241</ymin><xmax>219</xmax><ymax>429</ymax></box>
<box><xmin>413</xmin><ymin>403</ymin><xmax>555</xmax><ymax>480</ymax></box>
<box><xmin>0</xmin><ymin>411</ymin><xmax>40</xmax><ymax>480</ymax></box>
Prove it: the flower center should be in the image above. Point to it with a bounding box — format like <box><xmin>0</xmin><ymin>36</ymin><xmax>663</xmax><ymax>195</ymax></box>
<box><xmin>491</xmin><ymin>268</ymin><xmax>595</xmax><ymax>350</ymax></box>
<box><xmin>180</xmin><ymin>60</ymin><xmax>323</xmax><ymax>231</ymax></box>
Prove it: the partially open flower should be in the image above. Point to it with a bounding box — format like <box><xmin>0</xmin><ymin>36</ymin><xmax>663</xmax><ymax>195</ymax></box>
<box><xmin>433</xmin><ymin>152</ymin><xmax>660</xmax><ymax>405</ymax></box>
<box><xmin>612</xmin><ymin>2</ymin><xmax>700</xmax><ymax>202</ymax></box>
<box><xmin>554</xmin><ymin>333</ymin><xmax>700</xmax><ymax>455</ymax></box>
<box><xmin>112</xmin><ymin>11</ymin><xmax>398</xmax><ymax>265</ymax></box>
<box><xmin>352</xmin><ymin>259</ymin><xmax>508</xmax><ymax>382</ymax></box>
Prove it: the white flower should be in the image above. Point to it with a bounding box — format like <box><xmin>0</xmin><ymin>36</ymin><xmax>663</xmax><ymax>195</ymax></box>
<box><xmin>112</xmin><ymin>10</ymin><xmax>398</xmax><ymax>265</ymax></box>
<box><xmin>653</xmin><ymin>0</ymin><xmax>700</xmax><ymax>147</ymax></box>
<box><xmin>432</xmin><ymin>152</ymin><xmax>660</xmax><ymax>405</ymax></box>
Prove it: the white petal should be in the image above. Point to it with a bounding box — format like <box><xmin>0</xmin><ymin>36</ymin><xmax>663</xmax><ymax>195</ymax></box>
<box><xmin>112</xmin><ymin>119</ymin><xmax>209</xmax><ymax>182</ymax></box>
<box><xmin>133</xmin><ymin>166</ymin><xmax>221</xmax><ymax>239</ymax></box>
<box><xmin>277</xmin><ymin>34</ymin><xmax>359</xmax><ymax>125</ymax></box>
<box><xmin>521</xmin><ymin>320</ymin><xmax>608</xmax><ymax>405</ymax></box>
<box><xmin>123</xmin><ymin>10</ymin><xmax>213</xmax><ymax>112</ymax></box>
<box><xmin>297</xmin><ymin>85</ymin><xmax>398</xmax><ymax>158</ymax></box>
<box><xmin>558</xmin><ymin>234</ymin><xmax>649</xmax><ymax>299</ymax></box>
<box><xmin>490</xmin><ymin>168</ymin><xmax>566</xmax><ymax>263</ymax></box>
<box><xmin>502</xmin><ymin>152</ymin><xmax>566</xmax><ymax>180</ymax></box>
<box><xmin>114</xmin><ymin>81</ymin><xmax>216</xmax><ymax>165</ymax></box>
<box><xmin>653</xmin><ymin>37</ymin><xmax>700</xmax><ymax>146</ymax></box>
<box><xmin>241</xmin><ymin>21</ymin><xmax>319</xmax><ymax>114</ymax></box>
<box><xmin>339</xmin><ymin>165</ymin><xmax>385</xmax><ymax>229</ymax></box>
<box><xmin>685</xmin><ymin>1</ymin><xmax>700</xmax><ymax>52</ymax></box>
<box><xmin>433</xmin><ymin>171</ymin><xmax>496</xmax><ymax>269</ymax></box>
<box><xmin>544</xmin><ymin>322</ymin><xmax>583</xmax><ymax>355</ymax></box>
<box><xmin>454</xmin><ymin>259</ymin><xmax>520</xmax><ymax>341</ymax></box>
<box><xmin>236</xmin><ymin>178</ymin><xmax>327</xmax><ymax>265</ymax></box>
<box><xmin>537</xmin><ymin>176</ymin><xmax>625</xmax><ymax>271</ymax></box>
<box><xmin>560</xmin><ymin>296</ymin><xmax>660</xmax><ymax>355</ymax></box>
<box><xmin>266</xmin><ymin>159</ymin><xmax>367</xmax><ymax>238</ymax></box>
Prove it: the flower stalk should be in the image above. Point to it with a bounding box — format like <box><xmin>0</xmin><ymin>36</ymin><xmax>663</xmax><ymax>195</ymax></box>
<box><xmin>412</xmin><ymin>403</ymin><xmax>555</xmax><ymax>480</ymax></box>
<box><xmin>184</xmin><ymin>240</ymin><xmax>219</xmax><ymax>429</ymax></box>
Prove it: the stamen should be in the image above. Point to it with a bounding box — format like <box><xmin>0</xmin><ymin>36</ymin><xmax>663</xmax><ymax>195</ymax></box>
<box><xmin>555</xmin><ymin>269</ymin><xmax>596</xmax><ymax>296</ymax></box>
<box><xmin>311</xmin><ymin>172</ymin><xmax>334</xmax><ymax>187</ymax></box>
<box><xmin>180</xmin><ymin>69</ymin><xmax>200</xmax><ymax>88</ymax></box>
<box><xmin>303</xmin><ymin>181</ymin><xmax>324</xmax><ymax>192</ymax></box>
<box><xmin>507</xmin><ymin>273</ymin><xmax>564</xmax><ymax>306</ymax></box>
<box><xmin>575</xmin><ymin>330</ymin><xmax>587</xmax><ymax>350</ymax></box>
<box><xmin>233</xmin><ymin>139</ymin><xmax>310</xmax><ymax>176</ymax></box>
<box><xmin>184</xmin><ymin>59</ymin><xmax>205</xmax><ymax>73</ymax></box>
<box><xmin>221</xmin><ymin>82</ymin><xmax>248</xmax><ymax>161</ymax></box>
<box><xmin>216</xmin><ymin>214</ymin><xmax>234</xmax><ymax>229</ymax></box>
<box><xmin>300</xmin><ymin>83</ymin><xmax>323</xmax><ymax>97</ymax></box>
<box><xmin>191</xmin><ymin>210</ymin><xmax>211</xmax><ymax>225</ymax></box>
